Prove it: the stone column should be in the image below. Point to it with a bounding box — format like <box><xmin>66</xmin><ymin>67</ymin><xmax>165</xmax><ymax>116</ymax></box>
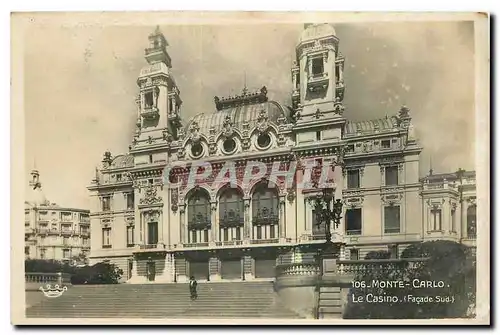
<box><xmin>179</xmin><ymin>205</ymin><xmax>186</xmax><ymax>245</ymax></box>
<box><xmin>244</xmin><ymin>198</ymin><xmax>251</xmax><ymax>242</ymax></box>
<box><xmin>158</xmin><ymin>210</ymin><xmax>163</xmax><ymax>245</ymax></box>
<box><xmin>279</xmin><ymin>196</ymin><xmax>286</xmax><ymax>239</ymax></box>
<box><xmin>461</xmin><ymin>198</ymin><xmax>467</xmax><ymax>238</ymax></box>
<box><xmin>210</xmin><ymin>202</ymin><xmax>217</xmax><ymax>246</ymax></box>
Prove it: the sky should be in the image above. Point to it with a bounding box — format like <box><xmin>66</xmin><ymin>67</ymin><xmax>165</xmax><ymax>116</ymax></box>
<box><xmin>23</xmin><ymin>20</ymin><xmax>476</xmax><ymax>209</ymax></box>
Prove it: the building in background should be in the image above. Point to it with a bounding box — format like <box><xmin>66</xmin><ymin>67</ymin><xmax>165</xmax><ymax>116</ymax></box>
<box><xmin>87</xmin><ymin>24</ymin><xmax>476</xmax><ymax>283</ymax></box>
<box><xmin>25</xmin><ymin>168</ymin><xmax>91</xmax><ymax>263</ymax></box>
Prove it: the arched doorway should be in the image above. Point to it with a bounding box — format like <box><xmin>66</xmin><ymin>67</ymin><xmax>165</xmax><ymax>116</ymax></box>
<box><xmin>218</xmin><ymin>186</ymin><xmax>244</xmax><ymax>279</ymax></box>
<box><xmin>251</xmin><ymin>181</ymin><xmax>279</xmax><ymax>278</ymax></box>
<box><xmin>186</xmin><ymin>188</ymin><xmax>211</xmax><ymax>280</ymax></box>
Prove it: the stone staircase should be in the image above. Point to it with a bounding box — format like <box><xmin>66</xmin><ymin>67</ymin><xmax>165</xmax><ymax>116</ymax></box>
<box><xmin>26</xmin><ymin>281</ymin><xmax>302</xmax><ymax>319</ymax></box>
<box><xmin>317</xmin><ymin>286</ymin><xmax>343</xmax><ymax>319</ymax></box>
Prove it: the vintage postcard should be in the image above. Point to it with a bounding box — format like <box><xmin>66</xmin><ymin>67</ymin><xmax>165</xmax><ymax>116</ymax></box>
<box><xmin>11</xmin><ymin>12</ymin><xmax>490</xmax><ymax>325</ymax></box>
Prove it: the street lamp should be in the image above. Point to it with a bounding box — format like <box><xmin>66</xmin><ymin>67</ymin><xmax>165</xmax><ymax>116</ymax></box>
<box><xmin>309</xmin><ymin>183</ymin><xmax>343</xmax><ymax>245</ymax></box>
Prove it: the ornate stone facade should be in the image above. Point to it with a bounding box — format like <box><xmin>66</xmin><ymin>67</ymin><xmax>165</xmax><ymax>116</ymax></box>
<box><xmin>87</xmin><ymin>24</ymin><xmax>476</xmax><ymax>284</ymax></box>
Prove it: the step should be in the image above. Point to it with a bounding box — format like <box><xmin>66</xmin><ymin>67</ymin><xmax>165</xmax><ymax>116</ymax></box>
<box><xmin>318</xmin><ymin>306</ymin><xmax>343</xmax><ymax>314</ymax></box>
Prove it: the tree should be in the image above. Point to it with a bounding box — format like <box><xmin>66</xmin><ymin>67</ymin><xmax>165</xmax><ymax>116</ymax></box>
<box><xmin>344</xmin><ymin>240</ymin><xmax>476</xmax><ymax>319</ymax></box>
<box><xmin>25</xmin><ymin>259</ymin><xmax>124</xmax><ymax>285</ymax></box>
<box><xmin>70</xmin><ymin>262</ymin><xmax>124</xmax><ymax>285</ymax></box>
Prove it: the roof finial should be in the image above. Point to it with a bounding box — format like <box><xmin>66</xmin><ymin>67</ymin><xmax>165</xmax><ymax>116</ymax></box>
<box><xmin>154</xmin><ymin>25</ymin><xmax>161</xmax><ymax>35</ymax></box>
<box><xmin>429</xmin><ymin>154</ymin><xmax>433</xmax><ymax>176</ymax></box>
<box><xmin>242</xmin><ymin>71</ymin><xmax>248</xmax><ymax>95</ymax></box>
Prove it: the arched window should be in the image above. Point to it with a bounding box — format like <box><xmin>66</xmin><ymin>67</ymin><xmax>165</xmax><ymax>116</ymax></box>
<box><xmin>187</xmin><ymin>189</ymin><xmax>211</xmax><ymax>244</ymax></box>
<box><xmin>219</xmin><ymin>187</ymin><xmax>244</xmax><ymax>243</ymax></box>
<box><xmin>467</xmin><ymin>204</ymin><xmax>476</xmax><ymax>238</ymax></box>
<box><xmin>251</xmin><ymin>182</ymin><xmax>279</xmax><ymax>240</ymax></box>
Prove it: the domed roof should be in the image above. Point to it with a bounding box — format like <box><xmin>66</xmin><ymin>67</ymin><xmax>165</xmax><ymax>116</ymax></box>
<box><xmin>25</xmin><ymin>185</ymin><xmax>49</xmax><ymax>207</ymax></box>
<box><xmin>184</xmin><ymin>100</ymin><xmax>289</xmax><ymax>137</ymax></box>
<box><xmin>345</xmin><ymin>116</ymin><xmax>399</xmax><ymax>136</ymax></box>
<box><xmin>111</xmin><ymin>154</ymin><xmax>134</xmax><ymax>168</ymax></box>
<box><xmin>299</xmin><ymin>23</ymin><xmax>336</xmax><ymax>43</ymax></box>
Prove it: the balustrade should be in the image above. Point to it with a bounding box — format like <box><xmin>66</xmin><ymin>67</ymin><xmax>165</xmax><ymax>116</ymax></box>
<box><xmin>25</xmin><ymin>272</ymin><xmax>71</xmax><ymax>284</ymax></box>
<box><xmin>275</xmin><ymin>262</ymin><xmax>320</xmax><ymax>277</ymax></box>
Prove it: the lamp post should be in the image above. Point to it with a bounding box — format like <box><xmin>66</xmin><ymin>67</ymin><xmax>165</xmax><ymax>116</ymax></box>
<box><xmin>309</xmin><ymin>182</ymin><xmax>343</xmax><ymax>320</ymax></box>
<box><xmin>309</xmin><ymin>185</ymin><xmax>343</xmax><ymax>246</ymax></box>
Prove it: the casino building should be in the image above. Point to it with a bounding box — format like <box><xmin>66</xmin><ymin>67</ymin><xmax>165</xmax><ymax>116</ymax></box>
<box><xmin>87</xmin><ymin>24</ymin><xmax>477</xmax><ymax>283</ymax></box>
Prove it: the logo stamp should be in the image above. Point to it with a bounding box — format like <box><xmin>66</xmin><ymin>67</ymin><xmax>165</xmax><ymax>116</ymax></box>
<box><xmin>39</xmin><ymin>284</ymin><xmax>68</xmax><ymax>298</ymax></box>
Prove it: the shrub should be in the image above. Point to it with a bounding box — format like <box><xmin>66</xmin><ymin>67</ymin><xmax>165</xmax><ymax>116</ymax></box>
<box><xmin>344</xmin><ymin>240</ymin><xmax>476</xmax><ymax>319</ymax></box>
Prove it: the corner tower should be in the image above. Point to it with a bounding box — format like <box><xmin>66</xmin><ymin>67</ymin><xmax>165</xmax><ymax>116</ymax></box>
<box><xmin>291</xmin><ymin>23</ymin><xmax>345</xmax><ymax>124</ymax></box>
<box><xmin>134</xmin><ymin>26</ymin><xmax>183</xmax><ymax>144</ymax></box>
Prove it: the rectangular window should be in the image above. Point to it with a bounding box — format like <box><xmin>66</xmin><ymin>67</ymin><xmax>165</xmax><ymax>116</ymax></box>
<box><xmin>311</xmin><ymin>58</ymin><xmax>324</xmax><ymax>76</ymax></box>
<box><xmin>256</xmin><ymin>226</ymin><xmax>262</xmax><ymax>240</ymax></box>
<box><xmin>451</xmin><ymin>208</ymin><xmax>456</xmax><ymax>232</ymax></box>
<box><xmin>431</xmin><ymin>208</ymin><xmax>442</xmax><ymax>231</ymax></box>
<box><xmin>223</xmin><ymin>228</ymin><xmax>229</xmax><ymax>242</ymax></box>
<box><xmin>168</xmin><ymin>98</ymin><xmax>173</xmax><ymax>112</ymax></box>
<box><xmin>63</xmin><ymin>237</ymin><xmax>69</xmax><ymax>245</ymax></box>
<box><xmin>389</xmin><ymin>245</ymin><xmax>399</xmax><ymax>259</ymax></box>
<box><xmin>40</xmin><ymin>248</ymin><xmax>46</xmax><ymax>259</ymax></box>
<box><xmin>316</xmin><ymin>131</ymin><xmax>321</xmax><ymax>141</ymax></box>
<box><xmin>83</xmin><ymin>237</ymin><xmax>89</xmax><ymax>246</ymax></box>
<box><xmin>312</xmin><ymin>209</ymin><xmax>325</xmax><ymax>237</ymax></box>
<box><xmin>127</xmin><ymin>226</ymin><xmax>134</xmax><ymax>247</ymax></box>
<box><xmin>335</xmin><ymin>65</ymin><xmax>340</xmax><ymax>82</ymax></box>
<box><xmin>60</xmin><ymin>212</ymin><xmax>72</xmax><ymax>222</ymax></box>
<box><xmin>149</xmin><ymin>155</ymin><xmax>153</xmax><ymax>164</ymax></box>
<box><xmin>269</xmin><ymin>225</ymin><xmax>275</xmax><ymax>239</ymax></box>
<box><xmin>350</xmin><ymin>249</ymin><xmax>359</xmax><ymax>260</ymax></box>
<box><xmin>101</xmin><ymin>196</ymin><xmax>111</xmax><ymax>212</ymax></box>
<box><xmin>235</xmin><ymin>228</ymin><xmax>241</xmax><ymax>241</ymax></box>
<box><xmin>147</xmin><ymin>222</ymin><xmax>158</xmax><ymax>245</ymax></box>
<box><xmin>116</xmin><ymin>174</ymin><xmax>122</xmax><ymax>182</ymax></box>
<box><xmin>381</xmin><ymin>140</ymin><xmax>391</xmax><ymax>149</ymax></box>
<box><xmin>63</xmin><ymin>249</ymin><xmax>70</xmax><ymax>259</ymax></box>
<box><xmin>204</xmin><ymin>229</ymin><xmax>209</xmax><ymax>243</ymax></box>
<box><xmin>102</xmin><ymin>228</ymin><xmax>111</xmax><ymax>248</ymax></box>
<box><xmin>384</xmin><ymin>206</ymin><xmax>401</xmax><ymax>234</ymax></box>
<box><xmin>25</xmin><ymin>246</ymin><xmax>30</xmax><ymax>256</ymax></box>
<box><xmin>345</xmin><ymin>208</ymin><xmax>362</xmax><ymax>235</ymax></box>
<box><xmin>347</xmin><ymin>170</ymin><xmax>360</xmax><ymax>189</ymax></box>
<box><xmin>145</xmin><ymin>92</ymin><xmax>154</xmax><ymax>108</ymax></box>
<box><xmin>192</xmin><ymin>231</ymin><xmax>197</xmax><ymax>243</ymax></box>
<box><xmin>126</xmin><ymin>193</ymin><xmax>135</xmax><ymax>210</ymax></box>
<box><xmin>385</xmin><ymin>166</ymin><xmax>399</xmax><ymax>186</ymax></box>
